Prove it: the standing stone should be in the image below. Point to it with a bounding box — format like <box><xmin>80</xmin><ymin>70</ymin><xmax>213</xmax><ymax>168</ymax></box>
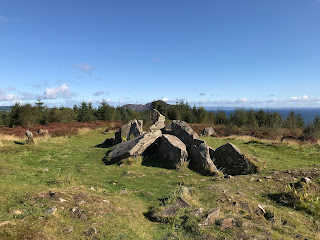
<box><xmin>114</xmin><ymin>119</ymin><xmax>144</xmax><ymax>144</ymax></box>
<box><xmin>38</xmin><ymin>129</ymin><xmax>49</xmax><ymax>136</ymax></box>
<box><xmin>170</xmin><ymin>120</ymin><xmax>221</xmax><ymax>176</ymax></box>
<box><xmin>213</xmin><ymin>143</ymin><xmax>259</xmax><ymax>175</ymax></box>
<box><xmin>25</xmin><ymin>130</ymin><xmax>34</xmax><ymax>144</ymax></box>
<box><xmin>150</xmin><ymin>109</ymin><xmax>165</xmax><ymax>132</ymax></box>
<box><xmin>158</xmin><ymin>134</ymin><xmax>188</xmax><ymax>168</ymax></box>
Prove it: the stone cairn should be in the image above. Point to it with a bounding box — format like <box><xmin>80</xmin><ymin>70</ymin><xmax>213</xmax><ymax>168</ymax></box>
<box><xmin>102</xmin><ymin>109</ymin><xmax>258</xmax><ymax>176</ymax></box>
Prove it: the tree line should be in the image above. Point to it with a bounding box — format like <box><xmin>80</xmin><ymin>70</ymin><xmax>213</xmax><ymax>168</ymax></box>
<box><xmin>0</xmin><ymin>99</ymin><xmax>320</xmax><ymax>139</ymax></box>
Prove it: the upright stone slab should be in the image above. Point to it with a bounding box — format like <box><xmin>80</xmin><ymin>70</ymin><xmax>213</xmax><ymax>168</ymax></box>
<box><xmin>103</xmin><ymin>130</ymin><xmax>162</xmax><ymax>164</ymax></box>
<box><xmin>150</xmin><ymin>109</ymin><xmax>165</xmax><ymax>132</ymax></box>
<box><xmin>158</xmin><ymin>134</ymin><xmax>188</xmax><ymax>168</ymax></box>
<box><xmin>213</xmin><ymin>143</ymin><xmax>259</xmax><ymax>175</ymax></box>
<box><xmin>170</xmin><ymin>120</ymin><xmax>221</xmax><ymax>176</ymax></box>
<box><xmin>25</xmin><ymin>130</ymin><xmax>34</xmax><ymax>144</ymax></box>
<box><xmin>114</xmin><ymin>119</ymin><xmax>144</xmax><ymax>144</ymax></box>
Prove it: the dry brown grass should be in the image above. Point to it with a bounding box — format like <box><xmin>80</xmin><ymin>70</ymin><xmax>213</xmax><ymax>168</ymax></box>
<box><xmin>77</xmin><ymin>127</ymin><xmax>91</xmax><ymax>134</ymax></box>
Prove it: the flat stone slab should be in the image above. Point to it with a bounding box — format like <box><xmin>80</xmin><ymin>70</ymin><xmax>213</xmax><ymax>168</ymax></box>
<box><xmin>104</xmin><ymin>130</ymin><xmax>162</xmax><ymax>164</ymax></box>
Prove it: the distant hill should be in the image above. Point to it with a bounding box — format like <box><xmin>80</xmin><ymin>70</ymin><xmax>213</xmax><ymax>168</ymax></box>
<box><xmin>121</xmin><ymin>100</ymin><xmax>170</xmax><ymax>112</ymax></box>
<box><xmin>121</xmin><ymin>102</ymin><xmax>153</xmax><ymax>112</ymax></box>
<box><xmin>0</xmin><ymin>106</ymin><xmax>11</xmax><ymax>111</ymax></box>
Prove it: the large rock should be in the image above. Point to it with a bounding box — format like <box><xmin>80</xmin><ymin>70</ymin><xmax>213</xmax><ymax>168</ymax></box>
<box><xmin>150</xmin><ymin>109</ymin><xmax>165</xmax><ymax>132</ymax></box>
<box><xmin>114</xmin><ymin>120</ymin><xmax>144</xmax><ymax>144</ymax></box>
<box><xmin>213</xmin><ymin>143</ymin><xmax>258</xmax><ymax>175</ymax></box>
<box><xmin>103</xmin><ymin>130</ymin><xmax>162</xmax><ymax>164</ymax></box>
<box><xmin>201</xmin><ymin>127</ymin><xmax>216</xmax><ymax>137</ymax></box>
<box><xmin>170</xmin><ymin>120</ymin><xmax>199</xmax><ymax>145</ymax></box>
<box><xmin>158</xmin><ymin>134</ymin><xmax>188</xmax><ymax>168</ymax></box>
<box><xmin>170</xmin><ymin>120</ymin><xmax>221</xmax><ymax>175</ymax></box>
<box><xmin>188</xmin><ymin>139</ymin><xmax>220</xmax><ymax>175</ymax></box>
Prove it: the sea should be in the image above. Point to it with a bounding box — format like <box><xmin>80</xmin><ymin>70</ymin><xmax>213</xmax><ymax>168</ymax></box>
<box><xmin>204</xmin><ymin>107</ymin><xmax>320</xmax><ymax>124</ymax></box>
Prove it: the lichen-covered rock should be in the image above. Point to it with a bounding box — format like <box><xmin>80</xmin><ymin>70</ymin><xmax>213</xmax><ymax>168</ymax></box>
<box><xmin>150</xmin><ymin>109</ymin><xmax>165</xmax><ymax>132</ymax></box>
<box><xmin>201</xmin><ymin>127</ymin><xmax>216</xmax><ymax>137</ymax></box>
<box><xmin>114</xmin><ymin>119</ymin><xmax>144</xmax><ymax>144</ymax></box>
<box><xmin>103</xmin><ymin>130</ymin><xmax>162</xmax><ymax>164</ymax></box>
<box><xmin>213</xmin><ymin>143</ymin><xmax>259</xmax><ymax>175</ymax></box>
<box><xmin>170</xmin><ymin>120</ymin><xmax>199</xmax><ymax>145</ymax></box>
<box><xmin>170</xmin><ymin>120</ymin><xmax>221</xmax><ymax>176</ymax></box>
<box><xmin>158</xmin><ymin>134</ymin><xmax>188</xmax><ymax>168</ymax></box>
<box><xmin>188</xmin><ymin>139</ymin><xmax>221</xmax><ymax>176</ymax></box>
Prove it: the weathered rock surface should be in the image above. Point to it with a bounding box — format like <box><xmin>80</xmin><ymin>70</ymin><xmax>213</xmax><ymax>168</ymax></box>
<box><xmin>158</xmin><ymin>134</ymin><xmax>188</xmax><ymax>168</ymax></box>
<box><xmin>170</xmin><ymin>120</ymin><xmax>199</xmax><ymax>145</ymax></box>
<box><xmin>38</xmin><ymin>129</ymin><xmax>49</xmax><ymax>136</ymax></box>
<box><xmin>150</xmin><ymin>109</ymin><xmax>165</xmax><ymax>132</ymax></box>
<box><xmin>201</xmin><ymin>127</ymin><xmax>216</xmax><ymax>137</ymax></box>
<box><xmin>26</xmin><ymin>130</ymin><xmax>33</xmax><ymax>140</ymax></box>
<box><xmin>213</xmin><ymin>143</ymin><xmax>259</xmax><ymax>175</ymax></box>
<box><xmin>170</xmin><ymin>120</ymin><xmax>221</xmax><ymax>176</ymax></box>
<box><xmin>162</xmin><ymin>124</ymin><xmax>172</xmax><ymax>134</ymax></box>
<box><xmin>158</xmin><ymin>197</ymin><xmax>191</xmax><ymax>218</ymax></box>
<box><xmin>103</xmin><ymin>130</ymin><xmax>162</xmax><ymax>164</ymax></box>
<box><xmin>114</xmin><ymin>119</ymin><xmax>144</xmax><ymax>144</ymax></box>
<box><xmin>199</xmin><ymin>208</ymin><xmax>220</xmax><ymax>227</ymax></box>
<box><xmin>189</xmin><ymin>139</ymin><xmax>221</xmax><ymax>175</ymax></box>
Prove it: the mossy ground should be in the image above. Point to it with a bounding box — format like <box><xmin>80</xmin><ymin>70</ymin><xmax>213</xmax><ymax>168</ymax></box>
<box><xmin>0</xmin><ymin>129</ymin><xmax>319</xmax><ymax>239</ymax></box>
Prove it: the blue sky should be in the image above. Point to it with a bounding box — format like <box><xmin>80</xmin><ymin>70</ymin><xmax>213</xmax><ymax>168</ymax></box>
<box><xmin>0</xmin><ymin>0</ymin><xmax>320</xmax><ymax>108</ymax></box>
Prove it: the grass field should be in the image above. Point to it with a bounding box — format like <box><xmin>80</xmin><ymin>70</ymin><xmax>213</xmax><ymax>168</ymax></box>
<box><xmin>0</xmin><ymin>128</ymin><xmax>319</xmax><ymax>239</ymax></box>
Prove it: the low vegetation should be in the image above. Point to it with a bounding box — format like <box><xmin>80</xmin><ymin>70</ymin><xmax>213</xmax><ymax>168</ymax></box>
<box><xmin>0</xmin><ymin>127</ymin><xmax>319</xmax><ymax>239</ymax></box>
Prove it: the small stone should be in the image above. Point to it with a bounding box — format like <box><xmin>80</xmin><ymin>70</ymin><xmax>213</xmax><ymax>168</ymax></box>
<box><xmin>224</xmin><ymin>175</ymin><xmax>234</xmax><ymax>179</ymax></box>
<box><xmin>257</xmin><ymin>204</ymin><xmax>267</xmax><ymax>214</ymax></box>
<box><xmin>90</xmin><ymin>186</ymin><xmax>96</xmax><ymax>191</ymax></box>
<box><xmin>43</xmin><ymin>168</ymin><xmax>49</xmax><ymax>172</ymax></box>
<box><xmin>84</xmin><ymin>227</ymin><xmax>98</xmax><ymax>236</ymax></box>
<box><xmin>190</xmin><ymin>208</ymin><xmax>204</xmax><ymax>218</ymax></box>
<box><xmin>200</xmin><ymin>208</ymin><xmax>220</xmax><ymax>227</ymax></box>
<box><xmin>11</xmin><ymin>210</ymin><xmax>23</xmax><ymax>215</ymax></box>
<box><xmin>64</xmin><ymin>226</ymin><xmax>74</xmax><ymax>233</ymax></box>
<box><xmin>102</xmin><ymin>200</ymin><xmax>110</xmax><ymax>204</ymax></box>
<box><xmin>301</xmin><ymin>177</ymin><xmax>312</xmax><ymax>185</ymax></box>
<box><xmin>221</xmin><ymin>218</ymin><xmax>235</xmax><ymax>230</ymax></box>
<box><xmin>45</xmin><ymin>207</ymin><xmax>57</xmax><ymax>215</ymax></box>
<box><xmin>77</xmin><ymin>200</ymin><xmax>86</xmax><ymax>205</ymax></box>
<box><xmin>0</xmin><ymin>221</ymin><xmax>11</xmax><ymax>227</ymax></box>
<box><xmin>119</xmin><ymin>188</ymin><xmax>128</xmax><ymax>195</ymax></box>
<box><xmin>59</xmin><ymin>198</ymin><xmax>68</xmax><ymax>203</ymax></box>
<box><xmin>256</xmin><ymin>179</ymin><xmax>262</xmax><ymax>182</ymax></box>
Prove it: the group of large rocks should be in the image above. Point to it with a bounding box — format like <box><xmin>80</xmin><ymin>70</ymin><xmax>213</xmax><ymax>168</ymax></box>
<box><xmin>102</xmin><ymin>109</ymin><xmax>258</xmax><ymax>176</ymax></box>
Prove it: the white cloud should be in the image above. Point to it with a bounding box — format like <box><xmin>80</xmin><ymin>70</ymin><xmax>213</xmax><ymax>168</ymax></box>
<box><xmin>0</xmin><ymin>94</ymin><xmax>19</xmax><ymax>101</ymax></box>
<box><xmin>161</xmin><ymin>98</ymin><xmax>169</xmax><ymax>102</ymax></box>
<box><xmin>0</xmin><ymin>16</ymin><xmax>8</xmax><ymax>22</ymax></box>
<box><xmin>43</xmin><ymin>83</ymin><xmax>75</xmax><ymax>99</ymax></box>
<box><xmin>74</xmin><ymin>63</ymin><xmax>94</xmax><ymax>74</ymax></box>
<box><xmin>239</xmin><ymin>98</ymin><xmax>248</xmax><ymax>102</ymax></box>
<box><xmin>290</xmin><ymin>95</ymin><xmax>309</xmax><ymax>101</ymax></box>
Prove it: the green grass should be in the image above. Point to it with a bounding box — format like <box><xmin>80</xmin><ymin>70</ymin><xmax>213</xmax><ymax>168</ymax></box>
<box><xmin>0</xmin><ymin>130</ymin><xmax>320</xmax><ymax>239</ymax></box>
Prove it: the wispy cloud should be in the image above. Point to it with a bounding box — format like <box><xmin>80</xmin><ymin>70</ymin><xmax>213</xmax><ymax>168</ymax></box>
<box><xmin>289</xmin><ymin>95</ymin><xmax>309</xmax><ymax>101</ymax></box>
<box><xmin>0</xmin><ymin>94</ymin><xmax>19</xmax><ymax>101</ymax></box>
<box><xmin>18</xmin><ymin>92</ymin><xmax>35</xmax><ymax>100</ymax></box>
<box><xmin>74</xmin><ymin>63</ymin><xmax>94</xmax><ymax>74</ymax></box>
<box><xmin>43</xmin><ymin>83</ymin><xmax>76</xmax><ymax>99</ymax></box>
<box><xmin>0</xmin><ymin>16</ymin><xmax>8</xmax><ymax>22</ymax></box>
<box><xmin>93</xmin><ymin>91</ymin><xmax>106</xmax><ymax>96</ymax></box>
<box><xmin>199</xmin><ymin>93</ymin><xmax>206</xmax><ymax>96</ymax></box>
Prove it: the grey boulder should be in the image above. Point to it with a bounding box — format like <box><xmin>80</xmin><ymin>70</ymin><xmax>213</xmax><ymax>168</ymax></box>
<box><xmin>213</xmin><ymin>143</ymin><xmax>259</xmax><ymax>175</ymax></box>
<box><xmin>201</xmin><ymin>127</ymin><xmax>216</xmax><ymax>137</ymax></box>
<box><xmin>170</xmin><ymin>120</ymin><xmax>221</xmax><ymax>176</ymax></box>
<box><xmin>114</xmin><ymin>119</ymin><xmax>144</xmax><ymax>144</ymax></box>
<box><xmin>103</xmin><ymin>130</ymin><xmax>162</xmax><ymax>164</ymax></box>
<box><xmin>150</xmin><ymin>109</ymin><xmax>165</xmax><ymax>132</ymax></box>
<box><xmin>158</xmin><ymin>134</ymin><xmax>188</xmax><ymax>168</ymax></box>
